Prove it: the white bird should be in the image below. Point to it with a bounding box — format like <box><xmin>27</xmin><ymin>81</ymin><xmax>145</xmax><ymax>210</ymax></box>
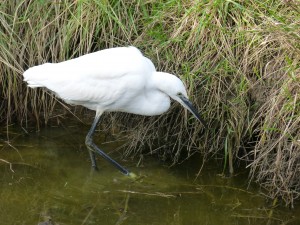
<box><xmin>23</xmin><ymin>46</ymin><xmax>206</xmax><ymax>176</ymax></box>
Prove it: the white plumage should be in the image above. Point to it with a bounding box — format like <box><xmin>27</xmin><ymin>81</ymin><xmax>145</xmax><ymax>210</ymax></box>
<box><xmin>23</xmin><ymin>46</ymin><xmax>206</xmax><ymax>176</ymax></box>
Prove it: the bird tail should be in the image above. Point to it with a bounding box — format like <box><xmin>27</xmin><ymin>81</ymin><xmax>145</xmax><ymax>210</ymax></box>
<box><xmin>23</xmin><ymin>63</ymin><xmax>52</xmax><ymax>88</ymax></box>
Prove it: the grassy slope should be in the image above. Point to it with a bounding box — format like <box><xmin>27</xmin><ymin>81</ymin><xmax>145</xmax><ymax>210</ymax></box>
<box><xmin>1</xmin><ymin>0</ymin><xmax>300</xmax><ymax>206</ymax></box>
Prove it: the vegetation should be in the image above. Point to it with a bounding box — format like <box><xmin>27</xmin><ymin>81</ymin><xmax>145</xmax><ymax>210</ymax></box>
<box><xmin>1</xmin><ymin>0</ymin><xmax>300</xmax><ymax>206</ymax></box>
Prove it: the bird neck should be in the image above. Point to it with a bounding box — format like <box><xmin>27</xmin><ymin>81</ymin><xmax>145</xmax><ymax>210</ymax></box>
<box><xmin>152</xmin><ymin>72</ymin><xmax>179</xmax><ymax>99</ymax></box>
<box><xmin>151</xmin><ymin>72</ymin><xmax>174</xmax><ymax>93</ymax></box>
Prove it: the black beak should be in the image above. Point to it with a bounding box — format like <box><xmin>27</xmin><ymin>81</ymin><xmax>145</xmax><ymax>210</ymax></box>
<box><xmin>179</xmin><ymin>96</ymin><xmax>207</xmax><ymax>129</ymax></box>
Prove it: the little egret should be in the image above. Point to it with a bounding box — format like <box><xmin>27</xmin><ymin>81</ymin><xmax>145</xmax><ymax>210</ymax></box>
<box><xmin>23</xmin><ymin>46</ymin><xmax>206</xmax><ymax>176</ymax></box>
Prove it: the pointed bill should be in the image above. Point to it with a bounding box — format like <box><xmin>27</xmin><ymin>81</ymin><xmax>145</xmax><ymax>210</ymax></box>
<box><xmin>179</xmin><ymin>96</ymin><xmax>207</xmax><ymax>128</ymax></box>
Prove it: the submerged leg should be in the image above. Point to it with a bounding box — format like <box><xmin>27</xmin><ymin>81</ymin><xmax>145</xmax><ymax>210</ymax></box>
<box><xmin>85</xmin><ymin>111</ymin><xmax>130</xmax><ymax>176</ymax></box>
<box><xmin>88</xmin><ymin>148</ymin><xmax>97</xmax><ymax>169</ymax></box>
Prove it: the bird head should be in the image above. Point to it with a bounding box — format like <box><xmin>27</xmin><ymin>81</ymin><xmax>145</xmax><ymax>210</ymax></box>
<box><xmin>155</xmin><ymin>72</ymin><xmax>207</xmax><ymax>128</ymax></box>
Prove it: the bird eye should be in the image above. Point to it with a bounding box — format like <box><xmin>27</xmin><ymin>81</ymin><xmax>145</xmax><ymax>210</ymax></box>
<box><xmin>177</xmin><ymin>92</ymin><xmax>182</xmax><ymax>96</ymax></box>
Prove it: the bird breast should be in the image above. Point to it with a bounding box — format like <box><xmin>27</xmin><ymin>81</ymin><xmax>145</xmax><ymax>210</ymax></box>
<box><xmin>116</xmin><ymin>88</ymin><xmax>171</xmax><ymax>116</ymax></box>
<box><xmin>94</xmin><ymin>73</ymin><xmax>171</xmax><ymax>116</ymax></box>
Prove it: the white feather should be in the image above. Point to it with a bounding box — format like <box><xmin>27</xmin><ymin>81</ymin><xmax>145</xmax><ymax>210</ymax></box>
<box><xmin>23</xmin><ymin>46</ymin><xmax>193</xmax><ymax>116</ymax></box>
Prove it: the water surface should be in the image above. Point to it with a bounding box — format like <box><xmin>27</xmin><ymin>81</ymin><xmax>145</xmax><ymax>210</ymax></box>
<box><xmin>0</xmin><ymin>123</ymin><xmax>299</xmax><ymax>225</ymax></box>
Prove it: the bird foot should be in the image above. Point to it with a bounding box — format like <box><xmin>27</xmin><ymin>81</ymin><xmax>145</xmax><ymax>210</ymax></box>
<box><xmin>128</xmin><ymin>172</ymin><xmax>137</xmax><ymax>179</ymax></box>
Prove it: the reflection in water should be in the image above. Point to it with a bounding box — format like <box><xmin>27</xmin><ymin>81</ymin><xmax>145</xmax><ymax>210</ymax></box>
<box><xmin>0</xmin><ymin>123</ymin><xmax>299</xmax><ymax>225</ymax></box>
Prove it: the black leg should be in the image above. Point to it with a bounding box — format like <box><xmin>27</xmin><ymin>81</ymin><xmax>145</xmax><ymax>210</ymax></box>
<box><xmin>85</xmin><ymin>111</ymin><xmax>131</xmax><ymax>176</ymax></box>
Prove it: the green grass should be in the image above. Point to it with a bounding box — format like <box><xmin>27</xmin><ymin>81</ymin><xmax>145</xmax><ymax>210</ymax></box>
<box><xmin>1</xmin><ymin>0</ymin><xmax>300</xmax><ymax>207</ymax></box>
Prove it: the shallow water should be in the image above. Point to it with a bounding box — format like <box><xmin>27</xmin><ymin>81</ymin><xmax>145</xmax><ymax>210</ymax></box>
<box><xmin>0</xmin><ymin>123</ymin><xmax>300</xmax><ymax>225</ymax></box>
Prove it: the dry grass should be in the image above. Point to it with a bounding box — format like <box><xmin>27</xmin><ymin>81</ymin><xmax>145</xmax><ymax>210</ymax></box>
<box><xmin>1</xmin><ymin>0</ymin><xmax>300</xmax><ymax>206</ymax></box>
